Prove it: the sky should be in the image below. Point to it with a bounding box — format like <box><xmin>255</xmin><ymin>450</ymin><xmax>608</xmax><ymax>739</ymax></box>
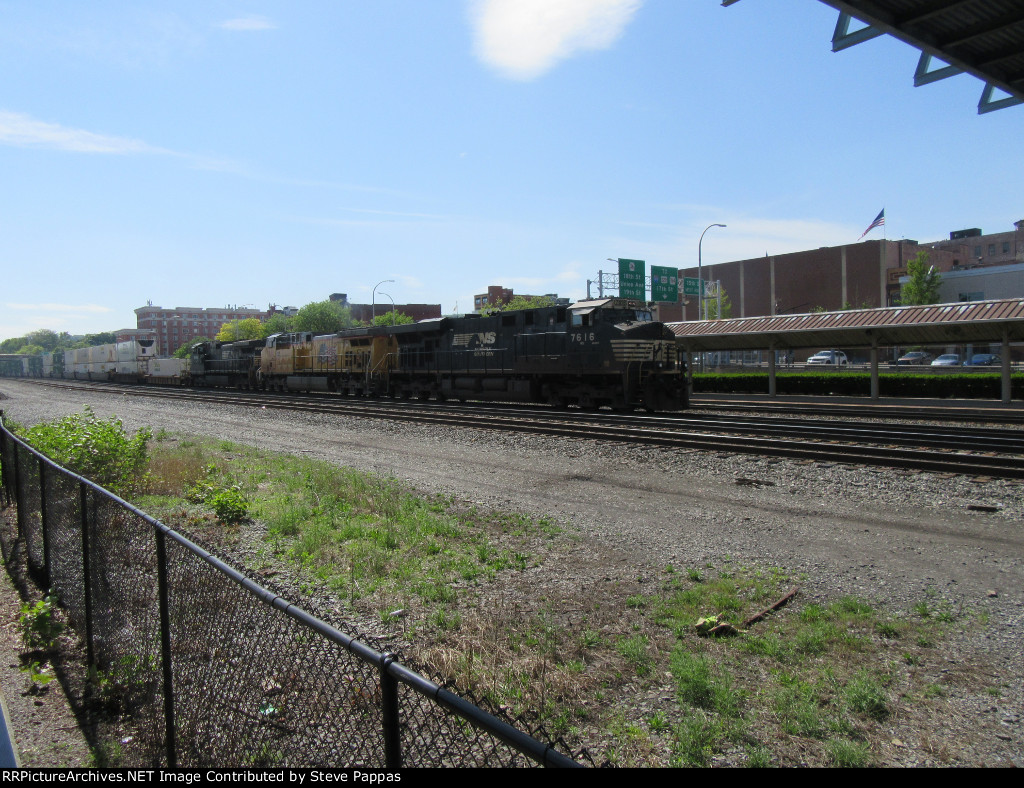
<box><xmin>1</xmin><ymin>0</ymin><xmax>1021</xmax><ymax>341</ymax></box>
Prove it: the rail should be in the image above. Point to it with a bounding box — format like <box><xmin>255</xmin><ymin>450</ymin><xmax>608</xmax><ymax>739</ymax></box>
<box><xmin>0</xmin><ymin>412</ymin><xmax>582</xmax><ymax>769</ymax></box>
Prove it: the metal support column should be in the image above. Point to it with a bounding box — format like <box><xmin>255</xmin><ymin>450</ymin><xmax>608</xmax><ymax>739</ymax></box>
<box><xmin>1002</xmin><ymin>329</ymin><xmax>1011</xmax><ymax>404</ymax></box>
<box><xmin>870</xmin><ymin>341</ymin><xmax>880</xmax><ymax>400</ymax></box>
<box><xmin>768</xmin><ymin>344</ymin><xmax>777</xmax><ymax>397</ymax></box>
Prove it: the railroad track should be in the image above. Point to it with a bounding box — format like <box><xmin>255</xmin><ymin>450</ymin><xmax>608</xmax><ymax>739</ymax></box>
<box><xmin>12</xmin><ymin>379</ymin><xmax>1024</xmax><ymax>479</ymax></box>
<box><xmin>689</xmin><ymin>397</ymin><xmax>1024</xmax><ymax>426</ymax></box>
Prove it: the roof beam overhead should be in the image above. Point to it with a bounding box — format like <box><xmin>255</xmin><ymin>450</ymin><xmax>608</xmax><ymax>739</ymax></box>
<box><xmin>832</xmin><ymin>12</ymin><xmax>883</xmax><ymax>50</ymax></box>
<box><xmin>723</xmin><ymin>0</ymin><xmax>1024</xmax><ymax>113</ymax></box>
<box><xmin>914</xmin><ymin>52</ymin><xmax>962</xmax><ymax>86</ymax></box>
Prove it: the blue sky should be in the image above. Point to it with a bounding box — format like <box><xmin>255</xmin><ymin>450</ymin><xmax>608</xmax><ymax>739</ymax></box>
<box><xmin>1</xmin><ymin>0</ymin><xmax>1020</xmax><ymax>340</ymax></box>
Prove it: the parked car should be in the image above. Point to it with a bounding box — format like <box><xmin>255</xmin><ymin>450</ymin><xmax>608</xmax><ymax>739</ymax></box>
<box><xmin>897</xmin><ymin>351</ymin><xmax>933</xmax><ymax>365</ymax></box>
<box><xmin>806</xmin><ymin>350</ymin><xmax>849</xmax><ymax>366</ymax></box>
<box><xmin>963</xmin><ymin>354</ymin><xmax>1002</xmax><ymax>366</ymax></box>
<box><xmin>930</xmin><ymin>354</ymin><xmax>961</xmax><ymax>366</ymax></box>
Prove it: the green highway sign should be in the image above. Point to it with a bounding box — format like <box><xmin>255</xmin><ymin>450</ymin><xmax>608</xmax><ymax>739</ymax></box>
<box><xmin>683</xmin><ymin>277</ymin><xmax>702</xmax><ymax>296</ymax></box>
<box><xmin>618</xmin><ymin>258</ymin><xmax>646</xmax><ymax>299</ymax></box>
<box><xmin>651</xmin><ymin>266</ymin><xmax>679</xmax><ymax>302</ymax></box>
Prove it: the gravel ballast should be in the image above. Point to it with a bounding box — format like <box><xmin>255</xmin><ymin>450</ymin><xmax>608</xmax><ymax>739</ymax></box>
<box><xmin>1</xmin><ymin>379</ymin><xmax>1022</xmax><ymax>767</ymax></box>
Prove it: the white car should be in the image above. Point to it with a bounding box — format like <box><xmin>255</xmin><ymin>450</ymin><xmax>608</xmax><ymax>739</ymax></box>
<box><xmin>930</xmin><ymin>354</ymin><xmax>961</xmax><ymax>366</ymax></box>
<box><xmin>806</xmin><ymin>350</ymin><xmax>848</xmax><ymax>366</ymax></box>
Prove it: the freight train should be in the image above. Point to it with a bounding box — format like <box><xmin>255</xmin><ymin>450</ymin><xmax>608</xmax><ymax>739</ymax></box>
<box><xmin>3</xmin><ymin>299</ymin><xmax>689</xmax><ymax>410</ymax></box>
<box><xmin>191</xmin><ymin>298</ymin><xmax>687</xmax><ymax>411</ymax></box>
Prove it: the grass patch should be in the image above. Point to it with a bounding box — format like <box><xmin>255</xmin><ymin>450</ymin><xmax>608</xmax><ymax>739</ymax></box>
<box><xmin>141</xmin><ymin>437</ymin><xmax>550</xmax><ymax>610</ymax></box>
<box><xmin>128</xmin><ymin>433</ymin><xmax>966</xmax><ymax>767</ymax></box>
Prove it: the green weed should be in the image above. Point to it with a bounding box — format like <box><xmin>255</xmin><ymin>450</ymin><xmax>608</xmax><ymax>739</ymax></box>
<box><xmin>19</xmin><ymin>591</ymin><xmax>63</xmax><ymax>649</ymax></box>
<box><xmin>826</xmin><ymin>738</ymin><xmax>871</xmax><ymax>767</ymax></box>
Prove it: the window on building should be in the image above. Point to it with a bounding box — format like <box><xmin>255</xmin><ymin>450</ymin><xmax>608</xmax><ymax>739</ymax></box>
<box><xmin>974</xmin><ymin>245</ymin><xmax>982</xmax><ymax>257</ymax></box>
<box><xmin>1003</xmin><ymin>242</ymin><xmax>1010</xmax><ymax>254</ymax></box>
<box><xmin>959</xmin><ymin>291</ymin><xmax>984</xmax><ymax>302</ymax></box>
<box><xmin>988</xmin><ymin>244</ymin><xmax>996</xmax><ymax>255</ymax></box>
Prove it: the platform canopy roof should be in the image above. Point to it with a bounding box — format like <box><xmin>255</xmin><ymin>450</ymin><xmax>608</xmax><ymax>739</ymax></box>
<box><xmin>723</xmin><ymin>0</ymin><xmax>1024</xmax><ymax>113</ymax></box>
<box><xmin>668</xmin><ymin>299</ymin><xmax>1024</xmax><ymax>351</ymax></box>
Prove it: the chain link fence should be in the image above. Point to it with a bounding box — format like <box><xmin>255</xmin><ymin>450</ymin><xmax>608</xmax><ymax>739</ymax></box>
<box><xmin>0</xmin><ymin>413</ymin><xmax>585</xmax><ymax>768</ymax></box>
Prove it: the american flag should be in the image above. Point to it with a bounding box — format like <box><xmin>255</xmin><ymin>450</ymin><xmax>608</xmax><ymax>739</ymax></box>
<box><xmin>858</xmin><ymin>209</ymin><xmax>885</xmax><ymax>240</ymax></box>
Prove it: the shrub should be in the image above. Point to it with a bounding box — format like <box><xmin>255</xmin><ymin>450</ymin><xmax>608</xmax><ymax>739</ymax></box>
<box><xmin>208</xmin><ymin>487</ymin><xmax>249</xmax><ymax>524</ymax></box>
<box><xmin>21</xmin><ymin>407</ymin><xmax>151</xmax><ymax>494</ymax></box>
<box><xmin>693</xmin><ymin>372</ymin><xmax>1024</xmax><ymax>400</ymax></box>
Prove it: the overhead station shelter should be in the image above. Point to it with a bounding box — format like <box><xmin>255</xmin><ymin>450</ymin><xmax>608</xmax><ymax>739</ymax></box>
<box><xmin>669</xmin><ymin>299</ymin><xmax>1024</xmax><ymax>402</ymax></box>
<box><xmin>724</xmin><ymin>0</ymin><xmax>1024</xmax><ymax>114</ymax></box>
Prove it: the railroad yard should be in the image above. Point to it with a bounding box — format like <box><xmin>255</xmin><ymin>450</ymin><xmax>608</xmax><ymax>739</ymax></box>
<box><xmin>1</xmin><ymin>378</ymin><xmax>1022</xmax><ymax>767</ymax></box>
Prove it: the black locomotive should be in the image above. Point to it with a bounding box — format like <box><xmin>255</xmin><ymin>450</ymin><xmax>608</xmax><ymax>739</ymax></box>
<box><xmin>250</xmin><ymin>298</ymin><xmax>687</xmax><ymax>411</ymax></box>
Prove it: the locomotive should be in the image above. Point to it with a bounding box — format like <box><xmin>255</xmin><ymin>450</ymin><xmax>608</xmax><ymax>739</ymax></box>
<box><xmin>239</xmin><ymin>298</ymin><xmax>687</xmax><ymax>411</ymax></box>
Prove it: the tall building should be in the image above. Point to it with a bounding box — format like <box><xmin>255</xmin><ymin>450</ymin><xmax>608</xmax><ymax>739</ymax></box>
<box><xmin>135</xmin><ymin>304</ymin><xmax>270</xmax><ymax>356</ymax></box>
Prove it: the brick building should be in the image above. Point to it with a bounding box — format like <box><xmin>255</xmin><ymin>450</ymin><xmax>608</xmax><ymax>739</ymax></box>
<box><xmin>678</xmin><ymin>239</ymin><xmax>963</xmax><ymax>321</ymax></box>
<box><xmin>921</xmin><ymin>221</ymin><xmax>1024</xmax><ymax>268</ymax></box>
<box><xmin>134</xmin><ymin>304</ymin><xmax>270</xmax><ymax>356</ymax></box>
<box><xmin>327</xmin><ymin>293</ymin><xmax>441</xmax><ymax>323</ymax></box>
<box><xmin>677</xmin><ymin>220</ymin><xmax>1024</xmax><ymax>322</ymax></box>
<box><xmin>472</xmin><ymin>285</ymin><xmax>570</xmax><ymax>312</ymax></box>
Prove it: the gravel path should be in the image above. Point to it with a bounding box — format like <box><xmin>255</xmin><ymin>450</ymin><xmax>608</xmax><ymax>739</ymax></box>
<box><xmin>1</xmin><ymin>379</ymin><xmax>1022</xmax><ymax>766</ymax></box>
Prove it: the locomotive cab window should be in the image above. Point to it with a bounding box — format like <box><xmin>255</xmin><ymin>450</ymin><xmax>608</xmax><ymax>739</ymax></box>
<box><xmin>571</xmin><ymin>306</ymin><xmax>597</xmax><ymax>328</ymax></box>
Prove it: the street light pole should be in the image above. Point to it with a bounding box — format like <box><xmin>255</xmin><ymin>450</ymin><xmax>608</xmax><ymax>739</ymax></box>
<box><xmin>698</xmin><ymin>224</ymin><xmax>726</xmax><ymax>321</ymax></box>
<box><xmin>378</xmin><ymin>291</ymin><xmax>396</xmax><ymax>325</ymax></box>
<box><xmin>372</xmin><ymin>279</ymin><xmax>395</xmax><ymax>321</ymax></box>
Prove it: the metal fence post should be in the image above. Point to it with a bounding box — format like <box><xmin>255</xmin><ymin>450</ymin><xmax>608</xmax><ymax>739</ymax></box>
<box><xmin>13</xmin><ymin>441</ymin><xmax>25</xmax><ymax>541</ymax></box>
<box><xmin>379</xmin><ymin>653</ymin><xmax>401</xmax><ymax>768</ymax></box>
<box><xmin>38</xmin><ymin>458</ymin><xmax>50</xmax><ymax>589</ymax></box>
<box><xmin>79</xmin><ymin>482</ymin><xmax>95</xmax><ymax>669</ymax></box>
<box><xmin>155</xmin><ymin>529</ymin><xmax>177</xmax><ymax>768</ymax></box>
<box><xmin>0</xmin><ymin>414</ymin><xmax>8</xmax><ymax>508</ymax></box>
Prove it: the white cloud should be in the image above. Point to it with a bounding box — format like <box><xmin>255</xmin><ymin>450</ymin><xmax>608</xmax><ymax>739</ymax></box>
<box><xmin>469</xmin><ymin>0</ymin><xmax>642</xmax><ymax>80</ymax></box>
<box><xmin>0</xmin><ymin>111</ymin><xmax>170</xmax><ymax>155</ymax></box>
<box><xmin>0</xmin><ymin>110</ymin><xmax>244</xmax><ymax>173</ymax></box>
<box><xmin>218</xmin><ymin>16</ymin><xmax>276</xmax><ymax>32</ymax></box>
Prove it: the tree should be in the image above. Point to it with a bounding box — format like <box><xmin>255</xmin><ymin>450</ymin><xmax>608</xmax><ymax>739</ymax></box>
<box><xmin>898</xmin><ymin>251</ymin><xmax>942</xmax><ymax>306</ymax></box>
<box><xmin>480</xmin><ymin>295</ymin><xmax>555</xmax><ymax>315</ymax></box>
<box><xmin>82</xmin><ymin>332</ymin><xmax>116</xmax><ymax>347</ymax></box>
<box><xmin>291</xmin><ymin>300</ymin><xmax>354</xmax><ymax>334</ymax></box>
<box><xmin>261</xmin><ymin>313</ymin><xmax>294</xmax><ymax>336</ymax></box>
<box><xmin>370</xmin><ymin>311</ymin><xmax>415</xmax><ymax>327</ymax></box>
<box><xmin>704</xmin><ymin>287</ymin><xmax>733</xmax><ymax>320</ymax></box>
<box><xmin>216</xmin><ymin>317</ymin><xmax>264</xmax><ymax>341</ymax></box>
<box><xmin>25</xmin><ymin>329</ymin><xmax>61</xmax><ymax>352</ymax></box>
<box><xmin>174</xmin><ymin>337</ymin><xmax>214</xmax><ymax>358</ymax></box>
